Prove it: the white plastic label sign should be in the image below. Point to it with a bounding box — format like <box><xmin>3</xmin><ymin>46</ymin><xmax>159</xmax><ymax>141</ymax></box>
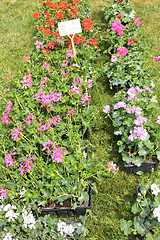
<box><xmin>58</xmin><ymin>19</ymin><xmax>82</xmax><ymax>36</ymax></box>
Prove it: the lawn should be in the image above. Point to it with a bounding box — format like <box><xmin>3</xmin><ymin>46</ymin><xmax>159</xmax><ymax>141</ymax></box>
<box><xmin>0</xmin><ymin>0</ymin><xmax>159</xmax><ymax>239</ymax></box>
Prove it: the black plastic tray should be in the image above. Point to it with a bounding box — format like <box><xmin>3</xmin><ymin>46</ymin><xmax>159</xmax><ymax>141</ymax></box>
<box><xmin>124</xmin><ymin>160</ymin><xmax>158</xmax><ymax>174</ymax></box>
<box><xmin>40</xmin><ymin>185</ymin><xmax>92</xmax><ymax>218</ymax></box>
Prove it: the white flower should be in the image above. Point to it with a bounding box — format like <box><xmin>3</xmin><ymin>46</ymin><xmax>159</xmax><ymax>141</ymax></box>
<box><xmin>22</xmin><ymin>208</ymin><xmax>36</xmax><ymax>229</ymax></box>
<box><xmin>153</xmin><ymin>206</ymin><xmax>160</xmax><ymax>222</ymax></box>
<box><xmin>57</xmin><ymin>221</ymin><xmax>67</xmax><ymax>235</ymax></box>
<box><xmin>5</xmin><ymin>210</ymin><xmax>19</xmax><ymax>222</ymax></box>
<box><xmin>19</xmin><ymin>187</ymin><xmax>25</xmax><ymax>198</ymax></box>
<box><xmin>3</xmin><ymin>232</ymin><xmax>13</xmax><ymax>240</ymax></box>
<box><xmin>151</xmin><ymin>183</ymin><xmax>160</xmax><ymax>196</ymax></box>
<box><xmin>3</xmin><ymin>204</ymin><xmax>11</xmax><ymax>212</ymax></box>
<box><xmin>65</xmin><ymin>224</ymin><xmax>75</xmax><ymax>235</ymax></box>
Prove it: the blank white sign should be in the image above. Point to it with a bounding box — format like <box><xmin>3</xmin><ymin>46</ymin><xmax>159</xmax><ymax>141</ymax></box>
<box><xmin>58</xmin><ymin>19</ymin><xmax>82</xmax><ymax>37</ymax></box>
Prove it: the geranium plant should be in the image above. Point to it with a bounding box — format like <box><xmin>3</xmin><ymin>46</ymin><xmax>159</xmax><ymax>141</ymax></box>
<box><xmin>120</xmin><ymin>180</ymin><xmax>160</xmax><ymax>239</ymax></box>
<box><xmin>103</xmin><ymin>86</ymin><xmax>160</xmax><ymax>167</ymax></box>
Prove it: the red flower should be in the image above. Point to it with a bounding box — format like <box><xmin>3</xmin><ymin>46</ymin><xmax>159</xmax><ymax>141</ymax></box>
<box><xmin>44</xmin><ymin>11</ymin><xmax>50</xmax><ymax>19</ymax></box>
<box><xmin>70</xmin><ymin>11</ymin><xmax>77</xmax><ymax>18</ymax></box>
<box><xmin>59</xmin><ymin>1</ymin><xmax>66</xmax><ymax>9</ymax></box>
<box><xmin>117</xmin><ymin>0</ymin><xmax>123</xmax><ymax>2</ymax></box>
<box><xmin>32</xmin><ymin>11</ymin><xmax>40</xmax><ymax>19</ymax></box>
<box><xmin>82</xmin><ymin>18</ymin><xmax>93</xmax><ymax>31</ymax></box>
<box><xmin>55</xmin><ymin>11</ymin><xmax>64</xmax><ymax>20</ymax></box>
<box><xmin>72</xmin><ymin>0</ymin><xmax>78</xmax><ymax>4</ymax></box>
<box><xmin>43</xmin><ymin>0</ymin><xmax>53</xmax><ymax>8</ymax></box>
<box><xmin>52</xmin><ymin>3</ymin><xmax>59</xmax><ymax>11</ymax></box>
<box><xmin>73</xmin><ymin>6</ymin><xmax>78</xmax><ymax>13</ymax></box>
<box><xmin>45</xmin><ymin>19</ymin><xmax>55</xmax><ymax>28</ymax></box>
<box><xmin>74</xmin><ymin>35</ymin><xmax>85</xmax><ymax>45</ymax></box>
<box><xmin>89</xmin><ymin>38</ymin><xmax>98</xmax><ymax>46</ymax></box>
<box><xmin>47</xmin><ymin>41</ymin><xmax>56</xmax><ymax>49</ymax></box>
<box><xmin>42</xmin><ymin>48</ymin><xmax>50</xmax><ymax>54</ymax></box>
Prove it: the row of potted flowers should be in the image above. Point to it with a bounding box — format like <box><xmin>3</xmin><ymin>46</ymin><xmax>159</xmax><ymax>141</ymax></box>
<box><xmin>101</xmin><ymin>0</ymin><xmax>160</xmax><ymax>239</ymax></box>
<box><xmin>102</xmin><ymin>0</ymin><xmax>160</xmax><ymax>172</ymax></box>
<box><xmin>0</xmin><ymin>0</ymin><xmax>112</xmax><ymax>238</ymax></box>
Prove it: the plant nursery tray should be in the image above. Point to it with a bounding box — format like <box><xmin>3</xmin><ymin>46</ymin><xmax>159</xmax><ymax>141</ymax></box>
<box><xmin>40</xmin><ymin>185</ymin><xmax>92</xmax><ymax>218</ymax></box>
<box><xmin>123</xmin><ymin>160</ymin><xmax>158</xmax><ymax>174</ymax></box>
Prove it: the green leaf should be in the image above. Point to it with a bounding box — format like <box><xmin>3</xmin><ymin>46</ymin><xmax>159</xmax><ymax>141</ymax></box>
<box><xmin>78</xmin><ymin>191</ymin><xmax>89</xmax><ymax>204</ymax></box>
<box><xmin>120</xmin><ymin>219</ymin><xmax>132</xmax><ymax>235</ymax></box>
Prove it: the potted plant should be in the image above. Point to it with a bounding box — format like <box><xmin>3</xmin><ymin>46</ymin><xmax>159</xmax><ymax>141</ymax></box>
<box><xmin>103</xmin><ymin>86</ymin><xmax>160</xmax><ymax>173</ymax></box>
<box><xmin>120</xmin><ymin>180</ymin><xmax>160</xmax><ymax>239</ymax></box>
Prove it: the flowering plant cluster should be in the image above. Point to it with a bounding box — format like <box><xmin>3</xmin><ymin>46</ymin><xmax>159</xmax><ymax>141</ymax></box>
<box><xmin>0</xmin><ymin>194</ymin><xmax>88</xmax><ymax>239</ymax></box>
<box><xmin>103</xmin><ymin>87</ymin><xmax>160</xmax><ymax>166</ymax></box>
<box><xmin>120</xmin><ymin>180</ymin><xmax>160</xmax><ymax>239</ymax></box>
<box><xmin>101</xmin><ymin>0</ymin><xmax>151</xmax><ymax>89</ymax></box>
<box><xmin>102</xmin><ymin>0</ymin><xmax>160</xmax><ymax>167</ymax></box>
<box><xmin>0</xmin><ymin>0</ymin><xmax>113</xmax><ymax>238</ymax></box>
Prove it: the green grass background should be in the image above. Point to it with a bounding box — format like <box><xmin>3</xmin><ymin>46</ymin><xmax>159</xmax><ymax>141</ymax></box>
<box><xmin>0</xmin><ymin>0</ymin><xmax>160</xmax><ymax>239</ymax></box>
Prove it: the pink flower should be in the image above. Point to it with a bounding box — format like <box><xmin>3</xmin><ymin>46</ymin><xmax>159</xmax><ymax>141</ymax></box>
<box><xmin>42</xmin><ymin>140</ymin><xmax>55</xmax><ymax>155</ymax></box>
<box><xmin>34</xmin><ymin>41</ymin><xmax>43</xmax><ymax>49</ymax></box>
<box><xmin>61</xmin><ymin>60</ymin><xmax>68</xmax><ymax>67</ymax></box>
<box><xmin>129</xmin><ymin>126</ymin><xmax>148</xmax><ymax>141</ymax></box>
<box><xmin>111</xmin><ymin>20</ymin><xmax>125</xmax><ymax>35</ymax></box>
<box><xmin>1</xmin><ymin>114</ymin><xmax>11</xmax><ymax>125</ymax></box>
<box><xmin>151</xmin><ymin>183</ymin><xmax>160</xmax><ymax>196</ymax></box>
<box><xmin>134</xmin><ymin>18</ymin><xmax>141</xmax><ymax>26</ymax></box>
<box><xmin>66</xmin><ymin>109</ymin><xmax>76</xmax><ymax>118</ymax></box>
<box><xmin>111</xmin><ymin>55</ymin><xmax>117</xmax><ymax>62</ymax></box>
<box><xmin>5</xmin><ymin>151</ymin><xmax>15</xmax><ymax>167</ymax></box>
<box><xmin>114</xmin><ymin>101</ymin><xmax>127</xmax><ymax>109</ymax></box>
<box><xmin>107</xmin><ymin>161</ymin><xmax>119</xmax><ymax>174</ymax></box>
<box><xmin>156</xmin><ymin>116</ymin><xmax>160</xmax><ymax>124</ymax></box>
<box><xmin>145</xmin><ymin>87</ymin><xmax>152</xmax><ymax>93</ymax></box>
<box><xmin>134</xmin><ymin>116</ymin><xmax>147</xmax><ymax>125</ymax></box>
<box><xmin>11</xmin><ymin>126</ymin><xmax>23</xmax><ymax>139</ymax></box>
<box><xmin>19</xmin><ymin>157</ymin><xmax>36</xmax><ymax>175</ymax></box>
<box><xmin>51</xmin><ymin>147</ymin><xmax>67</xmax><ymax>163</ymax></box>
<box><xmin>66</xmin><ymin>48</ymin><xmax>76</xmax><ymax>58</ymax></box>
<box><xmin>52</xmin><ymin>115</ymin><xmax>62</xmax><ymax>126</ymax></box>
<box><xmin>40</xmin><ymin>77</ymin><xmax>50</xmax><ymax>89</ymax></box>
<box><xmin>22</xmin><ymin>53</ymin><xmax>30</xmax><ymax>63</ymax></box>
<box><xmin>103</xmin><ymin>105</ymin><xmax>110</xmax><ymax>113</ymax></box>
<box><xmin>154</xmin><ymin>56</ymin><xmax>160</xmax><ymax>62</ymax></box>
<box><xmin>80</xmin><ymin>93</ymin><xmax>91</xmax><ymax>104</ymax></box>
<box><xmin>22</xmin><ymin>73</ymin><xmax>32</xmax><ymax>89</ymax></box>
<box><xmin>116</xmin><ymin>47</ymin><xmax>128</xmax><ymax>57</ymax></box>
<box><xmin>0</xmin><ymin>187</ymin><xmax>8</xmax><ymax>200</ymax></box>
<box><xmin>25</xmin><ymin>113</ymin><xmax>36</xmax><ymax>125</ymax></box>
<box><xmin>116</xmin><ymin>14</ymin><xmax>122</xmax><ymax>18</ymax></box>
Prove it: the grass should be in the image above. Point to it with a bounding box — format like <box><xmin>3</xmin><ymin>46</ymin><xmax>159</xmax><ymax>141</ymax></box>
<box><xmin>0</xmin><ymin>0</ymin><xmax>160</xmax><ymax>239</ymax></box>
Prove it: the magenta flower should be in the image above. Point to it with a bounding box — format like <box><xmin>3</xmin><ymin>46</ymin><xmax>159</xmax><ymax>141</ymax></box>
<box><xmin>111</xmin><ymin>20</ymin><xmax>125</xmax><ymax>35</ymax></box>
<box><xmin>43</xmin><ymin>61</ymin><xmax>50</xmax><ymax>74</ymax></box>
<box><xmin>19</xmin><ymin>156</ymin><xmax>36</xmax><ymax>175</ymax></box>
<box><xmin>116</xmin><ymin>14</ymin><xmax>122</xmax><ymax>18</ymax></box>
<box><xmin>103</xmin><ymin>105</ymin><xmax>110</xmax><ymax>113</ymax></box>
<box><xmin>52</xmin><ymin>115</ymin><xmax>62</xmax><ymax>126</ymax></box>
<box><xmin>5</xmin><ymin>151</ymin><xmax>15</xmax><ymax>167</ymax></box>
<box><xmin>116</xmin><ymin>47</ymin><xmax>128</xmax><ymax>57</ymax></box>
<box><xmin>25</xmin><ymin>113</ymin><xmax>36</xmax><ymax>125</ymax></box>
<box><xmin>0</xmin><ymin>187</ymin><xmax>8</xmax><ymax>200</ymax></box>
<box><xmin>134</xmin><ymin>18</ymin><xmax>141</xmax><ymax>26</ymax></box>
<box><xmin>51</xmin><ymin>147</ymin><xmax>68</xmax><ymax>163</ymax></box>
<box><xmin>66</xmin><ymin>109</ymin><xmax>76</xmax><ymax>118</ymax></box>
<box><xmin>42</xmin><ymin>139</ymin><xmax>55</xmax><ymax>155</ymax></box>
<box><xmin>1</xmin><ymin>114</ymin><xmax>11</xmax><ymax>125</ymax></box>
<box><xmin>154</xmin><ymin>56</ymin><xmax>160</xmax><ymax>62</ymax></box>
<box><xmin>11</xmin><ymin>126</ymin><xmax>23</xmax><ymax>140</ymax></box>
<box><xmin>22</xmin><ymin>73</ymin><xmax>32</xmax><ymax>89</ymax></box>
<box><xmin>61</xmin><ymin>60</ymin><xmax>68</xmax><ymax>67</ymax></box>
<box><xmin>111</xmin><ymin>55</ymin><xmax>117</xmax><ymax>63</ymax></box>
